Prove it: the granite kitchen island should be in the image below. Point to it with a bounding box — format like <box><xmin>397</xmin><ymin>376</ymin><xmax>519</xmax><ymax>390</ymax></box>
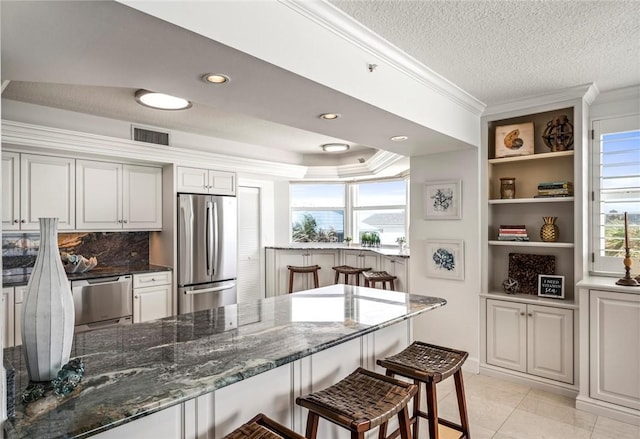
<box><xmin>3</xmin><ymin>285</ymin><xmax>446</xmax><ymax>439</ymax></box>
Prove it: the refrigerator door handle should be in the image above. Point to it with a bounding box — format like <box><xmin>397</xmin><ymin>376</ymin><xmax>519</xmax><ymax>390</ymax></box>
<box><xmin>206</xmin><ymin>201</ymin><xmax>214</xmax><ymax>275</ymax></box>
<box><xmin>213</xmin><ymin>201</ymin><xmax>219</xmax><ymax>275</ymax></box>
<box><xmin>182</xmin><ymin>283</ymin><xmax>236</xmax><ymax>295</ymax></box>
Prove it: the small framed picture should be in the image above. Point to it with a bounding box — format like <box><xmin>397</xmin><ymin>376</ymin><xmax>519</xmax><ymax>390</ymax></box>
<box><xmin>537</xmin><ymin>274</ymin><xmax>565</xmax><ymax>299</ymax></box>
<box><xmin>425</xmin><ymin>239</ymin><xmax>464</xmax><ymax>280</ymax></box>
<box><xmin>423</xmin><ymin>180</ymin><xmax>461</xmax><ymax>220</ymax></box>
<box><xmin>495</xmin><ymin>122</ymin><xmax>534</xmax><ymax>158</ymax></box>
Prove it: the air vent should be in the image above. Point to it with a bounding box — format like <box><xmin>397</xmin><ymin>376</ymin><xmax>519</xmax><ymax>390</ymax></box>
<box><xmin>132</xmin><ymin>125</ymin><xmax>170</xmax><ymax>146</ymax></box>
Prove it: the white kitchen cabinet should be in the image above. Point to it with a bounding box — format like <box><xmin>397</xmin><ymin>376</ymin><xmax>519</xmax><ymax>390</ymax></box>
<box><xmin>265</xmin><ymin>249</ymin><xmax>339</xmax><ymax>295</ymax></box>
<box><xmin>381</xmin><ymin>255</ymin><xmax>408</xmax><ymax>292</ymax></box>
<box><xmin>589</xmin><ymin>289</ymin><xmax>640</xmax><ymax>411</ymax></box>
<box><xmin>3</xmin><ymin>153</ymin><xmax>75</xmax><ymax>231</ymax></box>
<box><xmin>487</xmin><ymin>299</ymin><xmax>573</xmax><ymax>384</ymax></box>
<box><xmin>132</xmin><ymin>272</ymin><xmax>173</xmax><ymax>323</ymax></box>
<box><xmin>342</xmin><ymin>250</ymin><xmax>379</xmax><ymax>284</ymax></box>
<box><xmin>76</xmin><ymin>160</ymin><xmax>162</xmax><ymax>230</ymax></box>
<box><xmin>176</xmin><ymin>166</ymin><xmax>236</xmax><ymax>196</ymax></box>
<box><xmin>13</xmin><ymin>285</ymin><xmax>27</xmax><ymax>347</ymax></box>
<box><xmin>2</xmin><ymin>287</ymin><xmax>15</xmax><ymax>348</ymax></box>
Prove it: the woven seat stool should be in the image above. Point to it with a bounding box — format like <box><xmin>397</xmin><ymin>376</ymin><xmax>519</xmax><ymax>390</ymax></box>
<box><xmin>223</xmin><ymin>413</ymin><xmax>305</xmax><ymax>439</ymax></box>
<box><xmin>296</xmin><ymin>367</ymin><xmax>417</xmax><ymax>439</ymax></box>
<box><xmin>362</xmin><ymin>270</ymin><xmax>397</xmax><ymax>290</ymax></box>
<box><xmin>286</xmin><ymin>265</ymin><xmax>321</xmax><ymax>294</ymax></box>
<box><xmin>377</xmin><ymin>342</ymin><xmax>470</xmax><ymax>439</ymax></box>
<box><xmin>332</xmin><ymin>265</ymin><xmax>371</xmax><ymax>286</ymax></box>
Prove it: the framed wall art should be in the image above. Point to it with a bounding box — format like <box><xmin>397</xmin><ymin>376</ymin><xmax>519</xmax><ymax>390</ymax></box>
<box><xmin>423</xmin><ymin>179</ymin><xmax>461</xmax><ymax>220</ymax></box>
<box><xmin>425</xmin><ymin>239</ymin><xmax>464</xmax><ymax>280</ymax></box>
<box><xmin>495</xmin><ymin>122</ymin><xmax>534</xmax><ymax>158</ymax></box>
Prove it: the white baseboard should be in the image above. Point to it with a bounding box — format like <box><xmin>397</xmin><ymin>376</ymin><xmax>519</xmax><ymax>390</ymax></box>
<box><xmin>479</xmin><ymin>365</ymin><xmax>578</xmax><ymax>398</ymax></box>
<box><xmin>576</xmin><ymin>395</ymin><xmax>640</xmax><ymax>427</ymax></box>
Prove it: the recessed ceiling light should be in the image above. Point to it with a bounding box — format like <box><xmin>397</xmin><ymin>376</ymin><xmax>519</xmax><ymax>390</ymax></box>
<box><xmin>321</xmin><ymin>143</ymin><xmax>350</xmax><ymax>152</ymax></box>
<box><xmin>202</xmin><ymin>73</ymin><xmax>230</xmax><ymax>84</ymax></box>
<box><xmin>319</xmin><ymin>113</ymin><xmax>341</xmax><ymax>120</ymax></box>
<box><xmin>135</xmin><ymin>90</ymin><xmax>192</xmax><ymax>110</ymax></box>
<box><xmin>390</xmin><ymin>135</ymin><xmax>409</xmax><ymax>141</ymax></box>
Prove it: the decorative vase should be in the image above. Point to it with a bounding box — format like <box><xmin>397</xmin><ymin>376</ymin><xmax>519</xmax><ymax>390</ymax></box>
<box><xmin>540</xmin><ymin>216</ymin><xmax>559</xmax><ymax>242</ymax></box>
<box><xmin>22</xmin><ymin>218</ymin><xmax>75</xmax><ymax>382</ymax></box>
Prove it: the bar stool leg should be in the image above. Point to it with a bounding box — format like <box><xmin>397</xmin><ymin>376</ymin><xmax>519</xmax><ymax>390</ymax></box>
<box><xmin>398</xmin><ymin>406</ymin><xmax>412</xmax><ymax>439</ymax></box>
<box><xmin>454</xmin><ymin>371</ymin><xmax>470</xmax><ymax>437</ymax></box>
<box><xmin>289</xmin><ymin>270</ymin><xmax>295</xmax><ymax>294</ymax></box>
<box><xmin>355</xmin><ymin>273</ymin><xmax>360</xmax><ymax>286</ymax></box>
<box><xmin>305</xmin><ymin>412</ymin><xmax>319</xmax><ymax>438</ymax></box>
<box><xmin>313</xmin><ymin>269</ymin><xmax>319</xmax><ymax>288</ymax></box>
<box><xmin>425</xmin><ymin>381</ymin><xmax>439</xmax><ymax>439</ymax></box>
<box><xmin>412</xmin><ymin>380</ymin><xmax>421</xmax><ymax>439</ymax></box>
<box><xmin>390</xmin><ymin>279</ymin><xmax>395</xmax><ymax>291</ymax></box>
<box><xmin>334</xmin><ymin>270</ymin><xmax>339</xmax><ymax>284</ymax></box>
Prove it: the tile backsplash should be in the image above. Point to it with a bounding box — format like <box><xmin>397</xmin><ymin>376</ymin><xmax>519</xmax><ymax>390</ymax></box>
<box><xmin>2</xmin><ymin>232</ymin><xmax>149</xmax><ymax>276</ymax></box>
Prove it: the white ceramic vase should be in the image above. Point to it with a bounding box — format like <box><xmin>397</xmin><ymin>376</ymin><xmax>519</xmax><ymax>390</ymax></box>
<box><xmin>22</xmin><ymin>218</ymin><xmax>75</xmax><ymax>382</ymax></box>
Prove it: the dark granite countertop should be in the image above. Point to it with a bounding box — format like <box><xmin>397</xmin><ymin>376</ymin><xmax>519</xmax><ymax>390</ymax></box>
<box><xmin>3</xmin><ymin>285</ymin><xmax>445</xmax><ymax>439</ymax></box>
<box><xmin>266</xmin><ymin>244</ymin><xmax>410</xmax><ymax>258</ymax></box>
<box><xmin>2</xmin><ymin>264</ymin><xmax>171</xmax><ymax>287</ymax></box>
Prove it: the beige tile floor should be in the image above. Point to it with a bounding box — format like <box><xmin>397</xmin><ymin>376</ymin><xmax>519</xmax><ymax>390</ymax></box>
<box><xmin>427</xmin><ymin>373</ymin><xmax>640</xmax><ymax>439</ymax></box>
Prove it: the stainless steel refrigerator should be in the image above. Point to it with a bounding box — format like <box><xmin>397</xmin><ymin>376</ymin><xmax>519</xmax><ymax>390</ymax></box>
<box><xmin>178</xmin><ymin>193</ymin><xmax>237</xmax><ymax>314</ymax></box>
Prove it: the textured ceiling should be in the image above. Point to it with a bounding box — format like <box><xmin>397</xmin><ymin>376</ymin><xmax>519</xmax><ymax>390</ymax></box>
<box><xmin>329</xmin><ymin>0</ymin><xmax>640</xmax><ymax>105</ymax></box>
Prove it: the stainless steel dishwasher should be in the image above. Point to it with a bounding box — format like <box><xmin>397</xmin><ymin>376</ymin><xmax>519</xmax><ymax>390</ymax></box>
<box><xmin>71</xmin><ymin>275</ymin><xmax>133</xmax><ymax>333</ymax></box>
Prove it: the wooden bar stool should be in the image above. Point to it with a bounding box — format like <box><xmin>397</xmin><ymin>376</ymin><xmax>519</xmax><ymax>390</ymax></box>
<box><xmin>332</xmin><ymin>265</ymin><xmax>371</xmax><ymax>286</ymax></box>
<box><xmin>286</xmin><ymin>265</ymin><xmax>321</xmax><ymax>294</ymax></box>
<box><xmin>224</xmin><ymin>413</ymin><xmax>305</xmax><ymax>439</ymax></box>
<box><xmin>362</xmin><ymin>270</ymin><xmax>397</xmax><ymax>290</ymax></box>
<box><xmin>377</xmin><ymin>342</ymin><xmax>470</xmax><ymax>439</ymax></box>
<box><xmin>296</xmin><ymin>367</ymin><xmax>417</xmax><ymax>439</ymax></box>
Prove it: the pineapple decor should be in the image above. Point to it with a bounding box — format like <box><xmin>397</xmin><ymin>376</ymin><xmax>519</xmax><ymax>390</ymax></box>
<box><xmin>540</xmin><ymin>216</ymin><xmax>559</xmax><ymax>242</ymax></box>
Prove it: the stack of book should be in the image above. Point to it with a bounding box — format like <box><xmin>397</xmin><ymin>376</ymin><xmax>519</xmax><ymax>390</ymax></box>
<box><xmin>498</xmin><ymin>225</ymin><xmax>530</xmax><ymax>241</ymax></box>
<box><xmin>536</xmin><ymin>181</ymin><xmax>573</xmax><ymax>197</ymax></box>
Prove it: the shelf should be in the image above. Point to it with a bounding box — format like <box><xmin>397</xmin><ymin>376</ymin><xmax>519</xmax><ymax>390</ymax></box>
<box><xmin>488</xmin><ymin>150</ymin><xmax>574</xmax><ymax>164</ymax></box>
<box><xmin>489</xmin><ymin>197</ymin><xmax>574</xmax><ymax>204</ymax></box>
<box><xmin>481</xmin><ymin>291</ymin><xmax>578</xmax><ymax>309</ymax></box>
<box><xmin>489</xmin><ymin>240</ymin><xmax>574</xmax><ymax>248</ymax></box>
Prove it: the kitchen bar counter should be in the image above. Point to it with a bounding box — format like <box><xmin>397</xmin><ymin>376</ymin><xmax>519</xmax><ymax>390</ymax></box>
<box><xmin>2</xmin><ymin>264</ymin><xmax>171</xmax><ymax>287</ymax></box>
<box><xmin>266</xmin><ymin>244</ymin><xmax>410</xmax><ymax>258</ymax></box>
<box><xmin>3</xmin><ymin>285</ymin><xmax>445</xmax><ymax>438</ymax></box>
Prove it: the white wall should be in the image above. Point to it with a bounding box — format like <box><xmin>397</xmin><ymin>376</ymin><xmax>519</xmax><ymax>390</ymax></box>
<box><xmin>409</xmin><ymin>148</ymin><xmax>480</xmax><ymax>372</ymax></box>
<box><xmin>273</xmin><ymin>180</ymin><xmax>291</xmax><ymax>245</ymax></box>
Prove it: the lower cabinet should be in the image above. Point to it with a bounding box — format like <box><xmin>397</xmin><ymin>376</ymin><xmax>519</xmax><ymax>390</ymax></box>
<box><xmin>265</xmin><ymin>249</ymin><xmax>339</xmax><ymax>295</ymax></box>
<box><xmin>132</xmin><ymin>272</ymin><xmax>173</xmax><ymax>323</ymax></box>
<box><xmin>487</xmin><ymin>299</ymin><xmax>573</xmax><ymax>384</ymax></box>
<box><xmin>380</xmin><ymin>256</ymin><xmax>408</xmax><ymax>292</ymax></box>
<box><xmin>588</xmin><ymin>289</ymin><xmax>640</xmax><ymax>411</ymax></box>
<box><xmin>13</xmin><ymin>286</ymin><xmax>27</xmax><ymax>347</ymax></box>
<box><xmin>2</xmin><ymin>287</ymin><xmax>14</xmax><ymax>348</ymax></box>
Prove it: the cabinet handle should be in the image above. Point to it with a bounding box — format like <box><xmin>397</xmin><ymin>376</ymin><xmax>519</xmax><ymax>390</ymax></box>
<box><xmin>520</xmin><ymin>312</ymin><xmax>525</xmax><ymax>316</ymax></box>
<box><xmin>13</xmin><ymin>219</ymin><xmax>18</xmax><ymax>223</ymax></box>
<box><xmin>528</xmin><ymin>313</ymin><xmax>533</xmax><ymax>317</ymax></box>
<box><xmin>134</xmin><ymin>295</ymin><xmax>139</xmax><ymax>299</ymax></box>
<box><xmin>20</xmin><ymin>219</ymin><xmax>25</xmax><ymax>223</ymax></box>
<box><xmin>123</xmin><ymin>220</ymin><xmax>128</xmax><ymax>224</ymax></box>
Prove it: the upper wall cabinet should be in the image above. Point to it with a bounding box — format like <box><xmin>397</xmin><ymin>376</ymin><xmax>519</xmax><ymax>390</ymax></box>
<box><xmin>176</xmin><ymin>166</ymin><xmax>236</xmax><ymax>196</ymax></box>
<box><xmin>2</xmin><ymin>152</ymin><xmax>75</xmax><ymax>231</ymax></box>
<box><xmin>76</xmin><ymin>160</ymin><xmax>162</xmax><ymax>230</ymax></box>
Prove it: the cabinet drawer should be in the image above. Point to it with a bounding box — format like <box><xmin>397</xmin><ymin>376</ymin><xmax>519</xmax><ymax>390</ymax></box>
<box><xmin>133</xmin><ymin>271</ymin><xmax>172</xmax><ymax>289</ymax></box>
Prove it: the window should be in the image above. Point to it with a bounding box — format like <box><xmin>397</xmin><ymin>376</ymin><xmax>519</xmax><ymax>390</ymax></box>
<box><xmin>591</xmin><ymin>114</ymin><xmax>640</xmax><ymax>274</ymax></box>
<box><xmin>290</xmin><ymin>183</ymin><xmax>345</xmax><ymax>242</ymax></box>
<box><xmin>290</xmin><ymin>179</ymin><xmax>408</xmax><ymax>244</ymax></box>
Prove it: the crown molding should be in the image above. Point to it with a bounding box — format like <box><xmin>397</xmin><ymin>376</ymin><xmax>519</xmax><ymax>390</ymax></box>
<box><xmin>593</xmin><ymin>85</ymin><xmax>640</xmax><ymax>105</ymax></box>
<box><xmin>483</xmin><ymin>83</ymin><xmax>600</xmax><ymax>118</ymax></box>
<box><xmin>281</xmin><ymin>0</ymin><xmax>486</xmax><ymax>116</ymax></box>
<box><xmin>1</xmin><ymin>120</ymin><xmax>407</xmax><ymax>180</ymax></box>
<box><xmin>1</xmin><ymin>120</ymin><xmax>307</xmax><ymax>179</ymax></box>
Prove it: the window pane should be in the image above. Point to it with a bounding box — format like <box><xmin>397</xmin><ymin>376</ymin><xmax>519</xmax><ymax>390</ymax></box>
<box><xmin>354</xmin><ymin>209</ymin><xmax>405</xmax><ymax>245</ymax></box>
<box><xmin>292</xmin><ymin>210</ymin><xmax>344</xmax><ymax>242</ymax></box>
<box><xmin>354</xmin><ymin>181</ymin><xmax>406</xmax><ymax>207</ymax></box>
<box><xmin>291</xmin><ymin>184</ymin><xmax>344</xmax><ymax>207</ymax></box>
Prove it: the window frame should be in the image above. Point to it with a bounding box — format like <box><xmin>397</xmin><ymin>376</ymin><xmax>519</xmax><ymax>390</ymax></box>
<box><xmin>590</xmin><ymin>114</ymin><xmax>640</xmax><ymax>275</ymax></box>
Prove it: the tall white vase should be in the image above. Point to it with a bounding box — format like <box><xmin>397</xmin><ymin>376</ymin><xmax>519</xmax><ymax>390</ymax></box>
<box><xmin>22</xmin><ymin>218</ymin><xmax>75</xmax><ymax>382</ymax></box>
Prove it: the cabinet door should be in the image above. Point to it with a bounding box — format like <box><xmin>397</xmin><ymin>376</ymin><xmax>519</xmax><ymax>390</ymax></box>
<box><xmin>2</xmin><ymin>152</ymin><xmax>20</xmax><ymax>231</ymax></box>
<box><xmin>486</xmin><ymin>299</ymin><xmax>527</xmax><ymax>372</ymax></box>
<box><xmin>76</xmin><ymin>160</ymin><xmax>122</xmax><ymax>229</ymax></box>
<box><xmin>2</xmin><ymin>287</ymin><xmax>15</xmax><ymax>348</ymax></box>
<box><xmin>21</xmin><ymin>154</ymin><xmax>75</xmax><ymax>230</ymax></box>
<box><xmin>382</xmin><ymin>257</ymin><xmax>408</xmax><ymax>292</ymax></box>
<box><xmin>527</xmin><ymin>304</ymin><xmax>573</xmax><ymax>384</ymax></box>
<box><xmin>590</xmin><ymin>290</ymin><xmax>640</xmax><ymax>410</ymax></box>
<box><xmin>310</xmin><ymin>251</ymin><xmax>340</xmax><ymax>288</ymax></box>
<box><xmin>123</xmin><ymin>165</ymin><xmax>162</xmax><ymax>229</ymax></box>
<box><xmin>208</xmin><ymin>170</ymin><xmax>236</xmax><ymax>196</ymax></box>
<box><xmin>176</xmin><ymin>166</ymin><xmax>209</xmax><ymax>194</ymax></box>
<box><xmin>133</xmin><ymin>285</ymin><xmax>172</xmax><ymax>323</ymax></box>
<box><xmin>275</xmin><ymin>251</ymin><xmax>306</xmax><ymax>294</ymax></box>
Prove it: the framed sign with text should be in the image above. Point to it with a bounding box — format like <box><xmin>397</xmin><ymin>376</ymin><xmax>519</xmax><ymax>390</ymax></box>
<box><xmin>538</xmin><ymin>274</ymin><xmax>565</xmax><ymax>299</ymax></box>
